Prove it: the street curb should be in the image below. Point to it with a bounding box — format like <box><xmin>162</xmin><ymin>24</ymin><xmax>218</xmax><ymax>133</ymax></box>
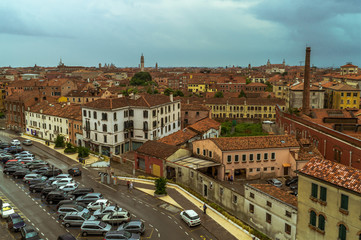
<box><xmin>117</xmin><ymin>177</ymin><xmax>255</xmax><ymax>239</ymax></box>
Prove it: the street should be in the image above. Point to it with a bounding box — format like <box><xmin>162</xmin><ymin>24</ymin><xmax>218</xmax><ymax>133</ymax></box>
<box><xmin>0</xmin><ymin>132</ymin><xmax>218</xmax><ymax>240</ymax></box>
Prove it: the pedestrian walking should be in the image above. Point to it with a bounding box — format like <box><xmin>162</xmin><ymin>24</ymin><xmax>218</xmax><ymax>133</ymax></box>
<box><xmin>203</xmin><ymin>203</ymin><xmax>207</xmax><ymax>214</ymax></box>
<box><xmin>126</xmin><ymin>180</ymin><xmax>130</xmax><ymax>191</ymax></box>
<box><xmin>129</xmin><ymin>181</ymin><xmax>133</xmax><ymax>193</ymax></box>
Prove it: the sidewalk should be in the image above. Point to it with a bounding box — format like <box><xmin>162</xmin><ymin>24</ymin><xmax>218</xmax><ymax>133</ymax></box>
<box><xmin>12</xmin><ymin>132</ymin><xmax>254</xmax><ymax>240</ymax></box>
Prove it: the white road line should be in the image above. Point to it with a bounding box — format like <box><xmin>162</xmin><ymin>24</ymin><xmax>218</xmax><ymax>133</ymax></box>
<box><xmin>174</xmin><ymin>221</ymin><xmax>178</xmax><ymax>224</ymax></box>
<box><xmin>145</xmin><ymin>204</ymin><xmax>150</xmax><ymax>207</ymax></box>
<box><xmin>155</xmin><ymin>228</ymin><xmax>158</xmax><ymax>232</ymax></box>
<box><xmin>179</xmin><ymin>226</ymin><xmax>183</xmax><ymax>229</ymax></box>
<box><xmin>56</xmin><ymin>220</ymin><xmax>59</xmax><ymax>223</ymax></box>
<box><xmin>168</xmin><ymin>216</ymin><xmax>172</xmax><ymax>219</ymax></box>
<box><xmin>161</xmin><ymin>212</ymin><xmax>165</xmax><ymax>215</ymax></box>
<box><xmin>66</xmin><ymin>229</ymin><xmax>70</xmax><ymax>232</ymax></box>
<box><xmin>47</xmin><ymin>213</ymin><xmax>50</xmax><ymax>215</ymax></box>
<box><xmin>32</xmin><ymin>223</ymin><xmax>35</xmax><ymax>226</ymax></box>
<box><xmin>153</xmin><ymin>208</ymin><xmax>157</xmax><ymax>211</ymax></box>
<box><xmin>140</xmin><ymin>219</ymin><xmax>145</xmax><ymax>222</ymax></box>
<box><xmin>149</xmin><ymin>224</ymin><xmax>153</xmax><ymax>228</ymax></box>
<box><xmin>43</xmin><ymin>209</ymin><xmax>46</xmax><ymax>212</ymax></box>
<box><xmin>36</xmin><ymin>227</ymin><xmax>39</xmax><ymax>231</ymax></box>
<box><xmin>41</xmin><ymin>233</ymin><xmax>44</xmax><ymax>236</ymax></box>
<box><xmin>132</xmin><ymin>214</ymin><xmax>137</xmax><ymax>217</ymax></box>
<box><xmin>52</xmin><ymin>217</ymin><xmax>55</xmax><ymax>220</ymax></box>
<box><xmin>185</xmin><ymin>232</ymin><xmax>189</xmax><ymax>235</ymax></box>
<box><xmin>158</xmin><ymin>233</ymin><xmax>160</xmax><ymax>238</ymax></box>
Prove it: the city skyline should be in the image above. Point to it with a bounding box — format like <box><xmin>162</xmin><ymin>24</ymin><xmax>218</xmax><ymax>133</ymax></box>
<box><xmin>1</xmin><ymin>0</ymin><xmax>360</xmax><ymax>68</ymax></box>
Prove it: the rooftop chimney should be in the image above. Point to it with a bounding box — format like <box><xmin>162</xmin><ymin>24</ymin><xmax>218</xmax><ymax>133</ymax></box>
<box><xmin>302</xmin><ymin>47</ymin><xmax>311</xmax><ymax>115</ymax></box>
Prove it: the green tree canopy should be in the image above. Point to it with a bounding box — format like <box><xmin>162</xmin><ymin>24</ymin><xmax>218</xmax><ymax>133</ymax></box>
<box><xmin>174</xmin><ymin>90</ymin><xmax>184</xmax><ymax>97</ymax></box>
<box><xmin>238</xmin><ymin>90</ymin><xmax>246</xmax><ymax>98</ymax></box>
<box><xmin>130</xmin><ymin>72</ymin><xmax>152</xmax><ymax>86</ymax></box>
<box><xmin>164</xmin><ymin>88</ymin><xmax>173</xmax><ymax>96</ymax></box>
<box><xmin>214</xmin><ymin>92</ymin><xmax>224</xmax><ymax>98</ymax></box>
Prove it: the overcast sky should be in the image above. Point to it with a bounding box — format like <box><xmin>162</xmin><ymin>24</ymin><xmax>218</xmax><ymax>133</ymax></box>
<box><xmin>1</xmin><ymin>0</ymin><xmax>360</xmax><ymax>68</ymax></box>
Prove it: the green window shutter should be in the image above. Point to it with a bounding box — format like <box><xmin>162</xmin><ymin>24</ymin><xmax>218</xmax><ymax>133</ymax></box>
<box><xmin>320</xmin><ymin>187</ymin><xmax>327</xmax><ymax>201</ymax></box>
<box><xmin>309</xmin><ymin>211</ymin><xmax>316</xmax><ymax>226</ymax></box>
<box><xmin>311</xmin><ymin>183</ymin><xmax>318</xmax><ymax>198</ymax></box>
<box><xmin>341</xmin><ymin>194</ymin><xmax>349</xmax><ymax>210</ymax></box>
<box><xmin>338</xmin><ymin>224</ymin><xmax>346</xmax><ymax>240</ymax></box>
<box><xmin>318</xmin><ymin>215</ymin><xmax>325</xmax><ymax>231</ymax></box>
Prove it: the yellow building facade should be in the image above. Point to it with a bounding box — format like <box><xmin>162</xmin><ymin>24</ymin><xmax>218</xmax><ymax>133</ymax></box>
<box><xmin>296</xmin><ymin>158</ymin><xmax>361</xmax><ymax>240</ymax></box>
<box><xmin>328</xmin><ymin>84</ymin><xmax>360</xmax><ymax>109</ymax></box>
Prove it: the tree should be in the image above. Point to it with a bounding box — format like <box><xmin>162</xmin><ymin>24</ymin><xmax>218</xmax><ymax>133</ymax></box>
<box><xmin>78</xmin><ymin>146</ymin><xmax>90</xmax><ymax>158</ymax></box>
<box><xmin>265</xmin><ymin>81</ymin><xmax>273</xmax><ymax>92</ymax></box>
<box><xmin>174</xmin><ymin>90</ymin><xmax>184</xmax><ymax>97</ymax></box>
<box><xmin>64</xmin><ymin>142</ymin><xmax>77</xmax><ymax>154</ymax></box>
<box><xmin>246</xmin><ymin>78</ymin><xmax>251</xmax><ymax>84</ymax></box>
<box><xmin>238</xmin><ymin>90</ymin><xmax>246</xmax><ymax>98</ymax></box>
<box><xmin>214</xmin><ymin>92</ymin><xmax>224</xmax><ymax>98</ymax></box>
<box><xmin>155</xmin><ymin>177</ymin><xmax>167</xmax><ymax>195</ymax></box>
<box><xmin>164</xmin><ymin>88</ymin><xmax>173</xmax><ymax>96</ymax></box>
<box><xmin>55</xmin><ymin>135</ymin><xmax>65</xmax><ymax>148</ymax></box>
<box><xmin>130</xmin><ymin>72</ymin><xmax>152</xmax><ymax>86</ymax></box>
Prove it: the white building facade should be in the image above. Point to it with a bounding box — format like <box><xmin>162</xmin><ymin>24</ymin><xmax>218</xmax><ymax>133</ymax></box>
<box><xmin>82</xmin><ymin>94</ymin><xmax>181</xmax><ymax>156</ymax></box>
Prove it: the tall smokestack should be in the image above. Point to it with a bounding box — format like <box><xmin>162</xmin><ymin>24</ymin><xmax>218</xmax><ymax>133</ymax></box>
<box><xmin>302</xmin><ymin>47</ymin><xmax>311</xmax><ymax>115</ymax></box>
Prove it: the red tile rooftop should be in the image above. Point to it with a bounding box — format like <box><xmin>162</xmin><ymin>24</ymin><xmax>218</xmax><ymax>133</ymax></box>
<box><xmin>298</xmin><ymin>158</ymin><xmax>361</xmax><ymax>194</ymax></box>
<box><xmin>249</xmin><ymin>184</ymin><xmax>297</xmax><ymax>207</ymax></box>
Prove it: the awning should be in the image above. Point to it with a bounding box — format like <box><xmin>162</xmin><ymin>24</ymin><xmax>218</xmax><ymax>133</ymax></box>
<box><xmin>172</xmin><ymin>157</ymin><xmax>221</xmax><ymax>169</ymax></box>
<box><xmin>283</xmin><ymin>163</ymin><xmax>291</xmax><ymax>167</ymax></box>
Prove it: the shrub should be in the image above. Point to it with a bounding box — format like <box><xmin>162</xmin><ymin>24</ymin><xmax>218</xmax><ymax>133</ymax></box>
<box><xmin>54</xmin><ymin>135</ymin><xmax>65</xmax><ymax>148</ymax></box>
<box><xmin>78</xmin><ymin>146</ymin><xmax>90</xmax><ymax>158</ymax></box>
<box><xmin>64</xmin><ymin>142</ymin><xmax>77</xmax><ymax>154</ymax></box>
<box><xmin>154</xmin><ymin>177</ymin><xmax>167</xmax><ymax>195</ymax></box>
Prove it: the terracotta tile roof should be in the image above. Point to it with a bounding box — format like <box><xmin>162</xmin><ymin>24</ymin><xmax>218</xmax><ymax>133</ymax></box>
<box><xmin>208</xmin><ymin>135</ymin><xmax>299</xmax><ymax>151</ymax></box>
<box><xmin>28</xmin><ymin>102</ymin><xmax>82</xmax><ymax>120</ymax></box>
<box><xmin>341</xmin><ymin>64</ymin><xmax>358</xmax><ymax>68</ymax></box>
<box><xmin>204</xmin><ymin>97</ymin><xmax>285</xmax><ymax>106</ymax></box>
<box><xmin>181</xmin><ymin>103</ymin><xmax>210</xmax><ymax>111</ymax></box>
<box><xmin>135</xmin><ymin>140</ymin><xmax>180</xmax><ymax>159</ymax></box>
<box><xmin>188</xmin><ymin>118</ymin><xmax>220</xmax><ymax>134</ymax></box>
<box><xmin>157</xmin><ymin>128</ymin><xmax>198</xmax><ymax>146</ymax></box>
<box><xmin>298</xmin><ymin>158</ymin><xmax>361</xmax><ymax>194</ymax></box>
<box><xmin>327</xmin><ymin>83</ymin><xmax>359</xmax><ymax>91</ymax></box>
<box><xmin>249</xmin><ymin>184</ymin><xmax>297</xmax><ymax>207</ymax></box>
<box><xmin>84</xmin><ymin>94</ymin><xmax>178</xmax><ymax>110</ymax></box>
<box><xmin>247</xmin><ymin>82</ymin><xmax>267</xmax><ymax>87</ymax></box>
<box><xmin>290</xmin><ymin>82</ymin><xmax>323</xmax><ymax>91</ymax></box>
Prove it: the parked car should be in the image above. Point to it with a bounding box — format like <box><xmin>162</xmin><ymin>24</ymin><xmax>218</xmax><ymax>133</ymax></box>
<box><xmin>16</xmin><ymin>157</ymin><xmax>35</xmax><ymax>163</ymax></box>
<box><xmin>56</xmin><ymin>200</ymin><xmax>87</xmax><ymax>210</ymax></box>
<box><xmin>3</xmin><ymin>166</ymin><xmax>24</xmax><ymax>175</ymax></box>
<box><xmin>180</xmin><ymin>210</ymin><xmax>201</xmax><ymax>227</ymax></box>
<box><xmin>7</xmin><ymin>146</ymin><xmax>24</xmax><ymax>154</ymax></box>
<box><xmin>68</xmin><ymin>167</ymin><xmax>82</xmax><ymax>177</ymax></box>
<box><xmin>13</xmin><ymin>169</ymin><xmax>30</xmax><ymax>179</ymax></box>
<box><xmin>76</xmin><ymin>193</ymin><xmax>103</xmax><ymax>205</ymax></box>
<box><xmin>52</xmin><ymin>178</ymin><xmax>74</xmax><ymax>187</ymax></box>
<box><xmin>93</xmin><ymin>206</ymin><xmax>122</xmax><ymax>219</ymax></box>
<box><xmin>80</xmin><ymin>220</ymin><xmax>111</xmax><ymax>236</ymax></box>
<box><xmin>57</xmin><ymin>204</ymin><xmax>88</xmax><ymax>219</ymax></box>
<box><xmin>285</xmin><ymin>177</ymin><xmax>298</xmax><ymax>186</ymax></box>
<box><xmin>57</xmin><ymin>233</ymin><xmax>76</xmax><ymax>240</ymax></box>
<box><xmin>262</xmin><ymin>120</ymin><xmax>274</xmax><ymax>124</ymax></box>
<box><xmin>29</xmin><ymin>182</ymin><xmax>50</xmax><ymax>193</ymax></box>
<box><xmin>20</xmin><ymin>225</ymin><xmax>41</xmax><ymax>240</ymax></box>
<box><xmin>1</xmin><ymin>156</ymin><xmax>14</xmax><ymax>164</ymax></box>
<box><xmin>267</xmin><ymin>178</ymin><xmax>283</xmax><ymax>188</ymax></box>
<box><xmin>290</xmin><ymin>183</ymin><xmax>298</xmax><ymax>191</ymax></box>
<box><xmin>22</xmin><ymin>140</ymin><xmax>33</xmax><ymax>146</ymax></box>
<box><xmin>104</xmin><ymin>230</ymin><xmax>140</xmax><ymax>240</ymax></box>
<box><xmin>102</xmin><ymin>210</ymin><xmax>131</xmax><ymax>225</ymax></box>
<box><xmin>43</xmin><ymin>168</ymin><xmax>62</xmax><ymax>177</ymax></box>
<box><xmin>0</xmin><ymin>142</ymin><xmax>10</xmax><ymax>149</ymax></box>
<box><xmin>68</xmin><ymin>188</ymin><xmax>94</xmax><ymax>198</ymax></box>
<box><xmin>87</xmin><ymin>199</ymin><xmax>110</xmax><ymax>211</ymax></box>
<box><xmin>1</xmin><ymin>203</ymin><xmax>15</xmax><ymax>218</ymax></box>
<box><xmin>7</xmin><ymin>213</ymin><xmax>26</xmax><ymax>232</ymax></box>
<box><xmin>31</xmin><ymin>167</ymin><xmax>50</xmax><ymax>175</ymax></box>
<box><xmin>15</xmin><ymin>153</ymin><xmax>34</xmax><ymax>158</ymax></box>
<box><xmin>59</xmin><ymin>183</ymin><xmax>78</xmax><ymax>192</ymax></box>
<box><xmin>40</xmin><ymin>186</ymin><xmax>58</xmax><ymax>199</ymax></box>
<box><xmin>45</xmin><ymin>191</ymin><xmax>73</xmax><ymax>204</ymax></box>
<box><xmin>23</xmin><ymin>174</ymin><xmax>43</xmax><ymax>183</ymax></box>
<box><xmin>117</xmin><ymin>220</ymin><xmax>145</xmax><ymax>235</ymax></box>
<box><xmin>10</xmin><ymin>139</ymin><xmax>21</xmax><ymax>146</ymax></box>
<box><xmin>27</xmin><ymin>177</ymin><xmax>48</xmax><ymax>186</ymax></box>
<box><xmin>62</xmin><ymin>211</ymin><xmax>96</xmax><ymax>228</ymax></box>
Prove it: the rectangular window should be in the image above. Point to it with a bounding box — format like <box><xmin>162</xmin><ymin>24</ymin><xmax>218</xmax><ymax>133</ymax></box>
<box><xmin>94</xmin><ymin>133</ymin><xmax>97</xmax><ymax>141</ymax></box>
<box><xmin>271</xmin><ymin>152</ymin><xmax>275</xmax><ymax>160</ymax></box>
<box><xmin>203</xmin><ymin>149</ymin><xmax>206</xmax><ymax>156</ymax></box>
<box><xmin>104</xmin><ymin>135</ymin><xmax>107</xmax><ymax>143</ymax></box>
<box><xmin>266</xmin><ymin>213</ymin><xmax>271</xmax><ymax>224</ymax></box>
<box><xmin>209</xmin><ymin>151</ymin><xmax>212</xmax><ymax>158</ymax></box>
<box><xmin>340</xmin><ymin>194</ymin><xmax>348</xmax><ymax>210</ymax></box>
<box><xmin>353</xmin><ymin>92</ymin><xmax>357</xmax><ymax>97</ymax></box>
<box><xmin>242</xmin><ymin>154</ymin><xmax>246</xmax><ymax>162</ymax></box>
<box><xmin>235</xmin><ymin>155</ymin><xmax>239</xmax><ymax>162</ymax></box>
<box><xmin>285</xmin><ymin>223</ymin><xmax>291</xmax><ymax>235</ymax></box>
<box><xmin>311</xmin><ymin>183</ymin><xmax>318</xmax><ymax>198</ymax></box>
<box><xmin>264</xmin><ymin>167</ymin><xmax>267</xmax><ymax>171</ymax></box>
<box><xmin>250</xmin><ymin>192</ymin><xmax>254</xmax><ymax>199</ymax></box>
<box><xmin>257</xmin><ymin>168</ymin><xmax>260</xmax><ymax>172</ymax></box>
<box><xmin>264</xmin><ymin>153</ymin><xmax>268</xmax><ymax>160</ymax></box>
<box><xmin>267</xmin><ymin>201</ymin><xmax>272</xmax><ymax>207</ymax></box>
<box><xmin>102</xmin><ymin>113</ymin><xmax>108</xmax><ymax>121</ymax></box>
<box><xmin>257</xmin><ymin>153</ymin><xmax>261</xmax><ymax>161</ymax></box>
<box><xmin>249</xmin><ymin>204</ymin><xmax>254</xmax><ymax>213</ymax></box>
<box><xmin>320</xmin><ymin>186</ymin><xmax>327</xmax><ymax>202</ymax></box>
<box><xmin>249</xmin><ymin>154</ymin><xmax>254</xmax><ymax>161</ymax></box>
<box><xmin>233</xmin><ymin>195</ymin><xmax>237</xmax><ymax>204</ymax></box>
<box><xmin>113</xmin><ymin>112</ymin><xmax>117</xmax><ymax>120</ymax></box>
<box><xmin>227</xmin><ymin>155</ymin><xmax>232</xmax><ymax>163</ymax></box>
<box><xmin>114</xmin><ymin>135</ymin><xmax>118</xmax><ymax>143</ymax></box>
<box><xmin>249</xmin><ymin>168</ymin><xmax>253</xmax><ymax>172</ymax></box>
<box><xmin>285</xmin><ymin>211</ymin><xmax>291</xmax><ymax>218</ymax></box>
<box><xmin>197</xmin><ymin>148</ymin><xmax>200</xmax><ymax>154</ymax></box>
<box><xmin>93</xmin><ymin>111</ymin><xmax>97</xmax><ymax>119</ymax></box>
<box><xmin>83</xmin><ymin>110</ymin><xmax>87</xmax><ymax>117</ymax></box>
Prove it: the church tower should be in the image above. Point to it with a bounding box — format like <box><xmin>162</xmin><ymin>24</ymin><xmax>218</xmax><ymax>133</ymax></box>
<box><xmin>267</xmin><ymin>59</ymin><xmax>271</xmax><ymax>68</ymax></box>
<box><xmin>155</xmin><ymin>62</ymin><xmax>158</xmax><ymax>71</ymax></box>
<box><xmin>140</xmin><ymin>54</ymin><xmax>144</xmax><ymax>72</ymax></box>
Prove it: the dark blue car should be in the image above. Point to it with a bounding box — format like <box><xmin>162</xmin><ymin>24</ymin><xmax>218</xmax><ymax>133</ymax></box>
<box><xmin>7</xmin><ymin>213</ymin><xmax>26</xmax><ymax>232</ymax></box>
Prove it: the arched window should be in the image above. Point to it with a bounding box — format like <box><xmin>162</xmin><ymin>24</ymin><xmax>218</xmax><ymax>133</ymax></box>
<box><xmin>338</xmin><ymin>224</ymin><xmax>347</xmax><ymax>240</ymax></box>
<box><xmin>102</xmin><ymin>124</ymin><xmax>107</xmax><ymax>132</ymax></box>
<box><xmin>114</xmin><ymin>124</ymin><xmax>118</xmax><ymax>132</ymax></box>
<box><xmin>318</xmin><ymin>214</ymin><xmax>325</xmax><ymax>231</ymax></box>
<box><xmin>309</xmin><ymin>210</ymin><xmax>316</xmax><ymax>226</ymax></box>
<box><xmin>94</xmin><ymin>123</ymin><xmax>97</xmax><ymax>131</ymax></box>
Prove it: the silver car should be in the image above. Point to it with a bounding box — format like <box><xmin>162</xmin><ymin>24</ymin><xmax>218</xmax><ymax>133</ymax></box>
<box><xmin>62</xmin><ymin>210</ymin><xmax>96</xmax><ymax>227</ymax></box>
<box><xmin>81</xmin><ymin>220</ymin><xmax>112</xmax><ymax>237</ymax></box>
<box><xmin>57</xmin><ymin>204</ymin><xmax>87</xmax><ymax>220</ymax></box>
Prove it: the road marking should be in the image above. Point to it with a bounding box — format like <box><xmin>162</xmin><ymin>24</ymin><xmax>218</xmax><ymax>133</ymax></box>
<box><xmin>179</xmin><ymin>226</ymin><xmax>183</xmax><ymax>229</ymax></box>
<box><xmin>36</xmin><ymin>227</ymin><xmax>39</xmax><ymax>231</ymax></box>
<box><xmin>153</xmin><ymin>208</ymin><xmax>157</xmax><ymax>211</ymax></box>
<box><xmin>47</xmin><ymin>213</ymin><xmax>50</xmax><ymax>215</ymax></box>
<box><xmin>145</xmin><ymin>204</ymin><xmax>150</xmax><ymax>207</ymax></box>
<box><xmin>132</xmin><ymin>214</ymin><xmax>137</xmax><ymax>217</ymax></box>
<box><xmin>161</xmin><ymin>212</ymin><xmax>165</xmax><ymax>215</ymax></box>
<box><xmin>168</xmin><ymin>216</ymin><xmax>172</xmax><ymax>219</ymax></box>
<box><xmin>52</xmin><ymin>217</ymin><xmax>55</xmax><ymax>220</ymax></box>
<box><xmin>66</xmin><ymin>229</ymin><xmax>70</xmax><ymax>232</ymax></box>
<box><xmin>149</xmin><ymin>224</ymin><xmax>153</xmax><ymax>228</ymax></box>
<box><xmin>185</xmin><ymin>232</ymin><xmax>188</xmax><ymax>235</ymax></box>
<box><xmin>174</xmin><ymin>221</ymin><xmax>178</xmax><ymax>224</ymax></box>
<box><xmin>158</xmin><ymin>233</ymin><xmax>160</xmax><ymax>238</ymax></box>
<box><xmin>155</xmin><ymin>228</ymin><xmax>158</xmax><ymax>232</ymax></box>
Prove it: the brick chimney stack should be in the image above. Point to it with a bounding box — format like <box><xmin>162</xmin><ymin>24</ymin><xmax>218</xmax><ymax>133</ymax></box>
<box><xmin>302</xmin><ymin>47</ymin><xmax>311</xmax><ymax>115</ymax></box>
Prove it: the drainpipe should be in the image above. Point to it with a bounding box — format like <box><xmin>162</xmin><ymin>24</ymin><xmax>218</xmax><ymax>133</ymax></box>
<box><xmin>323</xmin><ymin>140</ymin><xmax>326</xmax><ymax>157</ymax></box>
<box><xmin>349</xmin><ymin>151</ymin><xmax>352</xmax><ymax>167</ymax></box>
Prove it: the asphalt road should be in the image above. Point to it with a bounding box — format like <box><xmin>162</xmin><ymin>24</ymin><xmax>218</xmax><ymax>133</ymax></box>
<box><xmin>0</xmin><ymin>132</ymin><xmax>217</xmax><ymax>240</ymax></box>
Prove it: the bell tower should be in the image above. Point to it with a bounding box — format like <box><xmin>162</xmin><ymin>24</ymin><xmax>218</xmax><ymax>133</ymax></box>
<box><xmin>140</xmin><ymin>54</ymin><xmax>144</xmax><ymax>72</ymax></box>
